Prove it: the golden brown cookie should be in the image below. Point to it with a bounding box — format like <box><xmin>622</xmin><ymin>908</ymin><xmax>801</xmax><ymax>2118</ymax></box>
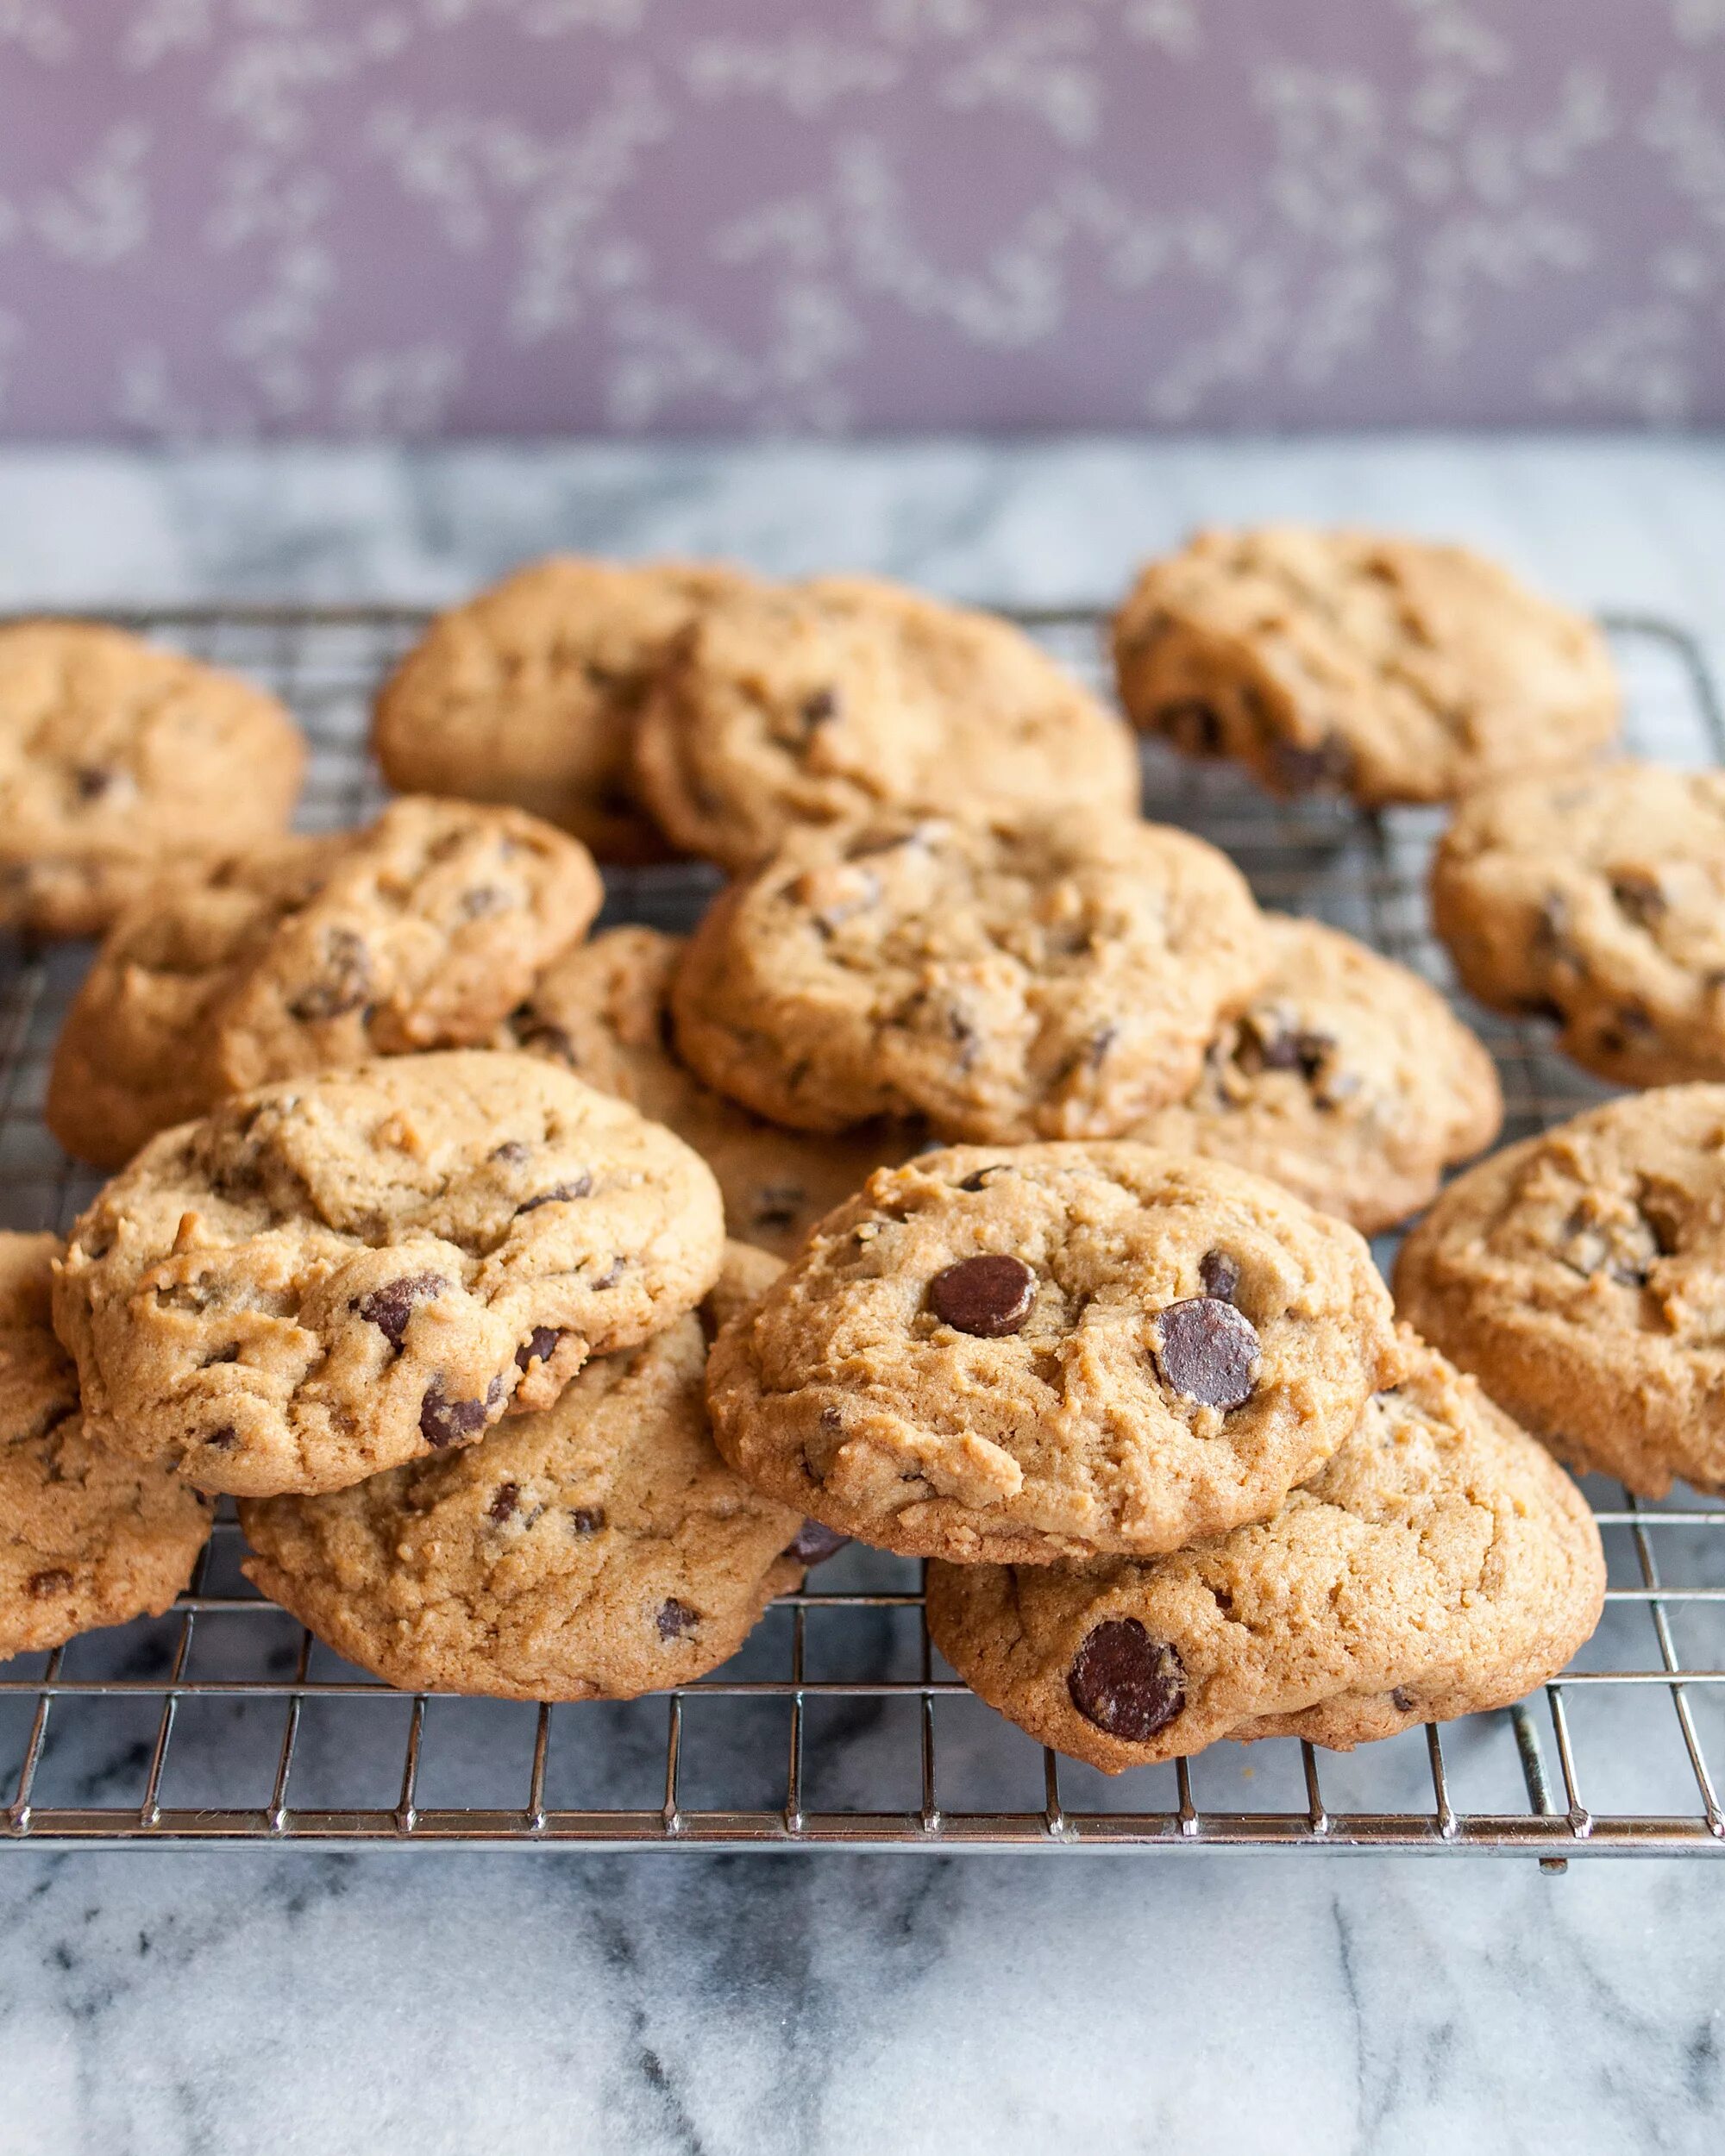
<box><xmin>0</xmin><ymin>619</ymin><xmax>305</xmax><ymax>938</ymax></box>
<box><xmin>1113</xmin><ymin>527</ymin><xmax>1618</xmax><ymax>805</ymax></box>
<box><xmin>1433</xmin><ymin>760</ymin><xmax>1725</xmax><ymax>1087</ymax></box>
<box><xmin>53</xmin><ymin>1052</ymin><xmax>726</xmax><ymax>1499</ymax></box>
<box><xmin>373</xmin><ymin>556</ymin><xmax>750</xmax><ymax>862</ymax></box>
<box><xmin>1</xmin><ymin>1232</ymin><xmax>211</xmax><ymax>1660</ymax></box>
<box><xmin>706</xmin><ymin>1143</ymin><xmax>1398</xmax><ymax>1564</ymax></box>
<box><xmin>1130</xmin><ymin>915</ymin><xmax>1502</xmax><ymax>1233</ymax></box>
<box><xmin>239</xmin><ymin>1246</ymin><xmax>806</xmax><ymax>1701</ymax></box>
<box><xmin>1395</xmin><ymin>1084</ymin><xmax>1725</xmax><ymax>1496</ymax></box>
<box><xmin>926</xmin><ymin>1332</ymin><xmax>1604</xmax><ymax>1771</ymax></box>
<box><xmin>501</xmin><ymin>925</ymin><xmax>913</xmax><ymax>1258</ymax></box>
<box><xmin>671</xmin><ymin>809</ymin><xmax>1269</xmax><ymax>1142</ymax></box>
<box><xmin>47</xmin><ymin>797</ymin><xmax>603</xmax><ymax>1169</ymax></box>
<box><xmin>632</xmin><ymin>575</ymin><xmax>1141</xmax><ymax>871</ymax></box>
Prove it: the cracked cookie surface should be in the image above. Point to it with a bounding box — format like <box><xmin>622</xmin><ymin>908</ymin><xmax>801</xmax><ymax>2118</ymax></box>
<box><xmin>502</xmin><ymin>925</ymin><xmax>912</xmax><ymax>1258</ymax></box>
<box><xmin>0</xmin><ymin>620</ymin><xmax>305</xmax><ymax>938</ymax></box>
<box><xmin>373</xmin><ymin>555</ymin><xmax>750</xmax><ymax>862</ymax></box>
<box><xmin>53</xmin><ymin>1051</ymin><xmax>725</xmax><ymax>1499</ymax></box>
<box><xmin>1131</xmin><ymin>915</ymin><xmax>1502</xmax><ymax>1233</ymax></box>
<box><xmin>240</xmin><ymin>1244</ymin><xmax>806</xmax><ymax>1700</ymax></box>
<box><xmin>632</xmin><ymin>574</ymin><xmax>1140</xmax><ymax>871</ymax></box>
<box><xmin>670</xmin><ymin>809</ymin><xmax>1269</xmax><ymax>1143</ymax></box>
<box><xmin>1113</xmin><ymin>527</ymin><xmax>1618</xmax><ymax>806</ymax></box>
<box><xmin>47</xmin><ymin>796</ymin><xmax>603</xmax><ymax>1169</ymax></box>
<box><xmin>705</xmin><ymin>1143</ymin><xmax>1398</xmax><ymax>1564</ymax></box>
<box><xmin>1394</xmin><ymin>1085</ymin><xmax>1725</xmax><ymax>1496</ymax></box>
<box><xmin>1</xmin><ymin>1232</ymin><xmax>211</xmax><ymax>1658</ymax></box>
<box><xmin>925</xmin><ymin>1331</ymin><xmax>1603</xmax><ymax>1770</ymax></box>
<box><xmin>1433</xmin><ymin>760</ymin><xmax>1725</xmax><ymax>1087</ymax></box>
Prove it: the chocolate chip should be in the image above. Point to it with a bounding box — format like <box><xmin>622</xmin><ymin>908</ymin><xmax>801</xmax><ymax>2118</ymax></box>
<box><xmin>957</xmin><ymin>1165</ymin><xmax>1012</xmax><ymax>1193</ymax></box>
<box><xmin>204</xmin><ymin>1426</ymin><xmax>237</xmax><ymax>1451</ymax></box>
<box><xmin>354</xmin><ymin>1271</ymin><xmax>448</xmax><ymax>1350</ymax></box>
<box><xmin>515</xmin><ymin>1174</ymin><xmax>593</xmax><ymax>1215</ymax></box>
<box><xmin>287</xmin><ymin>927</ymin><xmax>372</xmax><ymax>1021</ymax></box>
<box><xmin>568</xmin><ymin>1507</ymin><xmax>604</xmax><ymax>1535</ymax></box>
<box><xmin>1611</xmin><ymin>871</ymin><xmax>1666</xmax><ymax>928</ymax></box>
<box><xmin>1066</xmin><ymin>1619</ymin><xmax>1186</xmax><ymax>1740</ymax></box>
<box><xmin>490</xmin><ymin>1139</ymin><xmax>530</xmax><ymax>1165</ymax></box>
<box><xmin>927</xmin><ymin>1254</ymin><xmax>1036</xmax><ymax>1338</ymax></box>
<box><xmin>26</xmin><ymin>1567</ymin><xmax>72</xmax><ymax>1599</ymax></box>
<box><xmin>1239</xmin><ymin>1010</ymin><xmax>1333</xmax><ymax>1084</ymax></box>
<box><xmin>656</xmin><ymin>1597</ymin><xmax>699</xmax><ymax>1639</ymax></box>
<box><xmin>1156</xmin><ymin>699</ymin><xmax>1225</xmax><ymax>755</ymax></box>
<box><xmin>73</xmin><ymin>766</ymin><xmax>114</xmax><ymax>801</ymax></box>
<box><xmin>1087</xmin><ymin>1025</ymin><xmax>1118</xmax><ymax>1071</ymax></box>
<box><xmin>419</xmin><ymin>1382</ymin><xmax>493</xmax><ymax>1449</ymax></box>
<box><xmin>515</xmin><ymin>1326</ymin><xmax>561</xmax><ymax>1371</ymax></box>
<box><xmin>488</xmin><ymin>1482</ymin><xmax>520</xmax><ymax>1524</ymax></box>
<box><xmin>750</xmin><ymin>1186</ymin><xmax>804</xmax><ymax>1232</ymax></box>
<box><xmin>1154</xmin><ymin>1297</ymin><xmax>1260</xmax><ymax>1410</ymax></box>
<box><xmin>1198</xmin><ymin>1249</ymin><xmax>1240</xmax><ymax>1302</ymax></box>
<box><xmin>800</xmin><ymin>686</ymin><xmax>839</xmax><ymax>729</ymax></box>
<box><xmin>786</xmin><ymin>1520</ymin><xmax>849</xmax><ymax>1565</ymax></box>
<box><xmin>590</xmin><ymin>1255</ymin><xmax>625</xmax><ymax>1290</ymax></box>
<box><xmin>1391</xmin><ymin>1686</ymin><xmax>1417</xmax><ymax>1714</ymax></box>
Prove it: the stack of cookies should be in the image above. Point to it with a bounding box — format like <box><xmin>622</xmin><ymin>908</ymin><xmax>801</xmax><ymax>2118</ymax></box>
<box><xmin>0</xmin><ymin>531</ymin><xmax>1645</xmax><ymax>1775</ymax></box>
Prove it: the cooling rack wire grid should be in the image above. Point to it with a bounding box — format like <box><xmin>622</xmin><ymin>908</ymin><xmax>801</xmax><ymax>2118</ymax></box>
<box><xmin>3</xmin><ymin>601</ymin><xmax>1721</xmax><ymax>1862</ymax></box>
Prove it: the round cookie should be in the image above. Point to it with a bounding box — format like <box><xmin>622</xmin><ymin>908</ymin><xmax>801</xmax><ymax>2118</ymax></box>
<box><xmin>0</xmin><ymin>619</ymin><xmax>305</xmax><ymax>938</ymax></box>
<box><xmin>925</xmin><ymin>1332</ymin><xmax>1604</xmax><ymax>1771</ymax></box>
<box><xmin>705</xmin><ymin>1143</ymin><xmax>1399</xmax><ymax>1564</ymax></box>
<box><xmin>1</xmin><ymin>1232</ymin><xmax>211</xmax><ymax>1659</ymax></box>
<box><xmin>1130</xmin><ymin>914</ymin><xmax>1502</xmax><ymax>1233</ymax></box>
<box><xmin>239</xmin><ymin>1245</ymin><xmax>806</xmax><ymax>1701</ymax></box>
<box><xmin>373</xmin><ymin>556</ymin><xmax>750</xmax><ymax>862</ymax></box>
<box><xmin>1394</xmin><ymin>1085</ymin><xmax>1725</xmax><ymax>1497</ymax></box>
<box><xmin>502</xmin><ymin>925</ymin><xmax>913</xmax><ymax>1258</ymax></box>
<box><xmin>632</xmin><ymin>574</ymin><xmax>1141</xmax><ymax>872</ymax></box>
<box><xmin>1432</xmin><ymin>760</ymin><xmax>1725</xmax><ymax>1087</ymax></box>
<box><xmin>1113</xmin><ymin>526</ymin><xmax>1618</xmax><ymax>806</ymax></box>
<box><xmin>670</xmin><ymin>810</ymin><xmax>1270</xmax><ymax>1143</ymax></box>
<box><xmin>53</xmin><ymin>1051</ymin><xmax>726</xmax><ymax>1499</ymax></box>
<box><xmin>47</xmin><ymin>797</ymin><xmax>603</xmax><ymax>1169</ymax></box>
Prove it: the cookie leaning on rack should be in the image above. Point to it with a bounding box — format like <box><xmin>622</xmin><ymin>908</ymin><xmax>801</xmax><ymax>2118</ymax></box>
<box><xmin>925</xmin><ymin>1332</ymin><xmax>1604</xmax><ymax>1771</ymax></box>
<box><xmin>46</xmin><ymin>795</ymin><xmax>603</xmax><ymax>1169</ymax></box>
<box><xmin>51</xmin><ymin>1052</ymin><xmax>725</xmax><ymax>1499</ymax></box>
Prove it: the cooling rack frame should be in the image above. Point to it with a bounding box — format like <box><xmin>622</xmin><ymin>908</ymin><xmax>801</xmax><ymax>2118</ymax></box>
<box><xmin>3</xmin><ymin>598</ymin><xmax>1723</xmax><ymax>1863</ymax></box>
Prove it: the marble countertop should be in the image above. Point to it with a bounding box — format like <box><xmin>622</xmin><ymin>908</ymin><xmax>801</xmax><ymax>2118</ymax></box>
<box><xmin>4</xmin><ymin>435</ymin><xmax>1725</xmax><ymax>2156</ymax></box>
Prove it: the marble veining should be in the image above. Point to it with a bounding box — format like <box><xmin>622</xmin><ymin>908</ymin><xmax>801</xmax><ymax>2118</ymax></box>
<box><xmin>3</xmin><ymin>436</ymin><xmax>1725</xmax><ymax>2155</ymax></box>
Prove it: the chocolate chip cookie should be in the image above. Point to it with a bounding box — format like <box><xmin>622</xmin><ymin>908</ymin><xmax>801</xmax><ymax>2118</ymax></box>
<box><xmin>706</xmin><ymin>1144</ymin><xmax>1398</xmax><ymax>1564</ymax></box>
<box><xmin>632</xmin><ymin>575</ymin><xmax>1141</xmax><ymax>871</ymax></box>
<box><xmin>1113</xmin><ymin>527</ymin><xmax>1618</xmax><ymax>805</ymax></box>
<box><xmin>373</xmin><ymin>556</ymin><xmax>750</xmax><ymax>862</ymax></box>
<box><xmin>2</xmin><ymin>1232</ymin><xmax>211</xmax><ymax>1659</ymax></box>
<box><xmin>53</xmin><ymin>1051</ymin><xmax>726</xmax><ymax>1498</ymax></box>
<box><xmin>502</xmin><ymin>925</ymin><xmax>912</xmax><ymax>1257</ymax></box>
<box><xmin>1131</xmin><ymin>915</ymin><xmax>1502</xmax><ymax>1233</ymax></box>
<box><xmin>1433</xmin><ymin>760</ymin><xmax>1725</xmax><ymax>1087</ymax></box>
<box><xmin>926</xmin><ymin>1331</ymin><xmax>1603</xmax><ymax>1770</ymax></box>
<box><xmin>47</xmin><ymin>797</ymin><xmax>603</xmax><ymax>1169</ymax></box>
<box><xmin>0</xmin><ymin>619</ymin><xmax>306</xmax><ymax>938</ymax></box>
<box><xmin>671</xmin><ymin>810</ymin><xmax>1269</xmax><ymax>1142</ymax></box>
<box><xmin>239</xmin><ymin>1245</ymin><xmax>807</xmax><ymax>1700</ymax></box>
<box><xmin>1395</xmin><ymin>1084</ymin><xmax>1725</xmax><ymax>1496</ymax></box>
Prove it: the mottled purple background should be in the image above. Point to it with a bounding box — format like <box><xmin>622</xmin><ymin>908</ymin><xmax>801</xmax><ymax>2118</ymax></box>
<box><xmin>1</xmin><ymin>1</ymin><xmax>1722</xmax><ymax>438</ymax></box>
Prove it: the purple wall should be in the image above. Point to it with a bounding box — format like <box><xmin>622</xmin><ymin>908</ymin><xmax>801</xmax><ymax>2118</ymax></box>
<box><xmin>2</xmin><ymin>1</ymin><xmax>1722</xmax><ymax>438</ymax></box>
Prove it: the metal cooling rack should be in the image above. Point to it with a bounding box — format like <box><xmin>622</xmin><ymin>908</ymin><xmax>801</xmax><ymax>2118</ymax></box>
<box><xmin>4</xmin><ymin>599</ymin><xmax>1725</xmax><ymax>1861</ymax></box>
